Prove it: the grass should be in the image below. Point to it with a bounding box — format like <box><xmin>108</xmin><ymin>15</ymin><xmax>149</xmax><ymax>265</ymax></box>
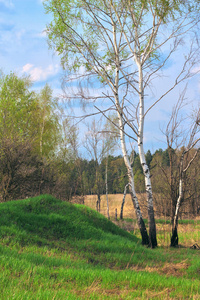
<box><xmin>0</xmin><ymin>194</ymin><xmax>199</xmax><ymax>299</ymax></box>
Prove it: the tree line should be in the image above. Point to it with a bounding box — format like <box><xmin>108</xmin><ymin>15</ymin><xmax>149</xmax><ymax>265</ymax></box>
<box><xmin>0</xmin><ymin>73</ymin><xmax>199</xmax><ymax>226</ymax></box>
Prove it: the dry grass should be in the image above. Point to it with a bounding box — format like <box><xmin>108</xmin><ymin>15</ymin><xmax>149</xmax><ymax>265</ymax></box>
<box><xmin>84</xmin><ymin>193</ymin><xmax>148</xmax><ymax>219</ymax></box>
<box><xmin>83</xmin><ymin>194</ymin><xmax>200</xmax><ymax>248</ymax></box>
<box><xmin>132</xmin><ymin>260</ymin><xmax>190</xmax><ymax>277</ymax></box>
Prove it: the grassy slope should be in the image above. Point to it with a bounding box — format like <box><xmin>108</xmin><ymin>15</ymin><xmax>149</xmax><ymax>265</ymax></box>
<box><xmin>0</xmin><ymin>195</ymin><xmax>199</xmax><ymax>299</ymax></box>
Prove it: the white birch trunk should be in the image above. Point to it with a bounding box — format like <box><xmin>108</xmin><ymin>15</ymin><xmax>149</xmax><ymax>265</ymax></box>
<box><xmin>173</xmin><ymin>179</ymin><xmax>183</xmax><ymax>229</ymax></box>
<box><xmin>171</xmin><ymin>161</ymin><xmax>184</xmax><ymax>246</ymax></box>
<box><xmin>112</xmin><ymin>20</ymin><xmax>149</xmax><ymax>245</ymax></box>
<box><xmin>137</xmin><ymin>63</ymin><xmax>157</xmax><ymax>248</ymax></box>
<box><xmin>116</xmin><ymin>101</ymin><xmax>149</xmax><ymax>244</ymax></box>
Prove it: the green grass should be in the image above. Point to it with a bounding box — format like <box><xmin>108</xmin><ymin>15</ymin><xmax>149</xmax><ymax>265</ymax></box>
<box><xmin>0</xmin><ymin>195</ymin><xmax>199</xmax><ymax>299</ymax></box>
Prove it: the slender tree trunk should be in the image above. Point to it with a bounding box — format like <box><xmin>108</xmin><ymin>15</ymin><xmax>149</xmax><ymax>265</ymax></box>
<box><xmin>105</xmin><ymin>156</ymin><xmax>110</xmax><ymax>219</ymax></box>
<box><xmin>171</xmin><ymin>192</ymin><xmax>182</xmax><ymax>246</ymax></box>
<box><xmin>138</xmin><ymin>143</ymin><xmax>157</xmax><ymax>248</ymax></box>
<box><xmin>118</xmin><ymin>110</ymin><xmax>149</xmax><ymax>245</ymax></box>
<box><xmin>171</xmin><ymin>160</ymin><xmax>184</xmax><ymax>247</ymax></box>
<box><xmin>97</xmin><ymin>193</ymin><xmax>101</xmax><ymax>212</ymax></box>
<box><xmin>137</xmin><ymin>64</ymin><xmax>157</xmax><ymax>248</ymax></box>
<box><xmin>95</xmin><ymin>162</ymin><xmax>101</xmax><ymax>213</ymax></box>
<box><xmin>40</xmin><ymin>105</ymin><xmax>46</xmax><ymax>156</ymax></box>
<box><xmin>120</xmin><ymin>183</ymin><xmax>129</xmax><ymax>220</ymax></box>
<box><xmin>112</xmin><ymin>22</ymin><xmax>149</xmax><ymax>245</ymax></box>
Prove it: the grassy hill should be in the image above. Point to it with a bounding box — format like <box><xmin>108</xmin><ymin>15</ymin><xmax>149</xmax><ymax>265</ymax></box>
<box><xmin>0</xmin><ymin>195</ymin><xmax>199</xmax><ymax>299</ymax></box>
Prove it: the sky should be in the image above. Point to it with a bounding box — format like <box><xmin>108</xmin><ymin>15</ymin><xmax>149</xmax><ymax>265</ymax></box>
<box><xmin>0</xmin><ymin>0</ymin><xmax>199</xmax><ymax>155</ymax></box>
<box><xmin>0</xmin><ymin>0</ymin><xmax>61</xmax><ymax>90</ymax></box>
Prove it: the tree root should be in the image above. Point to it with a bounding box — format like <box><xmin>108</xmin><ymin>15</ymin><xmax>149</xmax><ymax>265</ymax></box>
<box><xmin>190</xmin><ymin>243</ymin><xmax>200</xmax><ymax>250</ymax></box>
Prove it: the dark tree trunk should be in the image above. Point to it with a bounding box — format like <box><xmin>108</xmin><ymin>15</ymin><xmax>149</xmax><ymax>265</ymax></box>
<box><xmin>171</xmin><ymin>225</ymin><xmax>178</xmax><ymax>247</ymax></box>
<box><xmin>130</xmin><ymin>190</ymin><xmax>149</xmax><ymax>246</ymax></box>
<box><xmin>140</xmin><ymin>217</ymin><xmax>150</xmax><ymax>246</ymax></box>
<box><xmin>96</xmin><ymin>193</ymin><xmax>101</xmax><ymax>212</ymax></box>
<box><xmin>120</xmin><ymin>183</ymin><xmax>129</xmax><ymax>220</ymax></box>
<box><xmin>96</xmin><ymin>200</ymin><xmax>98</xmax><ymax>212</ymax></box>
<box><xmin>148</xmin><ymin>204</ymin><xmax>157</xmax><ymax>248</ymax></box>
<box><xmin>120</xmin><ymin>200</ymin><xmax>125</xmax><ymax>220</ymax></box>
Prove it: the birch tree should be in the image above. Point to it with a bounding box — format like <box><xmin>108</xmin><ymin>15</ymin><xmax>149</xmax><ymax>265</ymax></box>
<box><xmin>165</xmin><ymin>100</ymin><xmax>200</xmax><ymax>246</ymax></box>
<box><xmin>110</xmin><ymin>0</ymin><xmax>200</xmax><ymax>248</ymax></box>
<box><xmin>45</xmin><ymin>0</ymin><xmax>150</xmax><ymax>245</ymax></box>
<box><xmin>44</xmin><ymin>0</ymin><xmax>200</xmax><ymax>247</ymax></box>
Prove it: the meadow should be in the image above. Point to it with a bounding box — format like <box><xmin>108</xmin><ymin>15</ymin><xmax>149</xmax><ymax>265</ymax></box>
<box><xmin>85</xmin><ymin>194</ymin><xmax>200</xmax><ymax>247</ymax></box>
<box><xmin>0</xmin><ymin>194</ymin><xmax>199</xmax><ymax>299</ymax></box>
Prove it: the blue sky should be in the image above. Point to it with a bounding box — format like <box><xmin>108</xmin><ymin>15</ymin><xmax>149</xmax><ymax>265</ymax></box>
<box><xmin>0</xmin><ymin>0</ymin><xmax>199</xmax><ymax>154</ymax></box>
<box><xmin>0</xmin><ymin>0</ymin><xmax>61</xmax><ymax>90</ymax></box>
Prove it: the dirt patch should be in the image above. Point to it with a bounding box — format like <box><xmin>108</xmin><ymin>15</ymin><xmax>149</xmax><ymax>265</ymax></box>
<box><xmin>160</xmin><ymin>261</ymin><xmax>189</xmax><ymax>277</ymax></box>
<box><xmin>130</xmin><ymin>260</ymin><xmax>189</xmax><ymax>277</ymax></box>
<box><xmin>74</xmin><ymin>280</ymin><xmax>135</xmax><ymax>299</ymax></box>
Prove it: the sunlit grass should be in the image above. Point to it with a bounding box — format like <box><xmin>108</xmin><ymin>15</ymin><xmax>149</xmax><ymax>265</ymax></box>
<box><xmin>0</xmin><ymin>195</ymin><xmax>199</xmax><ymax>299</ymax></box>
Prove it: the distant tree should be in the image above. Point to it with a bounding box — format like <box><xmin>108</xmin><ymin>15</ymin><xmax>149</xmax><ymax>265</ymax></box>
<box><xmin>150</xmin><ymin>151</ymin><xmax>169</xmax><ymax>217</ymax></box>
<box><xmin>0</xmin><ymin>137</ymin><xmax>47</xmax><ymax>201</ymax></box>
<box><xmin>84</xmin><ymin>119</ymin><xmax>104</xmax><ymax>212</ymax></box>
<box><xmin>38</xmin><ymin>84</ymin><xmax>61</xmax><ymax>158</ymax></box>
<box><xmin>145</xmin><ymin>150</ymin><xmax>153</xmax><ymax>169</ymax></box>
<box><xmin>132</xmin><ymin>153</ymin><xmax>145</xmax><ymax>193</ymax></box>
<box><xmin>102</xmin><ymin>116</ymin><xmax>119</xmax><ymax>219</ymax></box>
<box><xmin>164</xmin><ymin>100</ymin><xmax>200</xmax><ymax>247</ymax></box>
<box><xmin>0</xmin><ymin>73</ymin><xmax>61</xmax><ymax>158</ymax></box>
<box><xmin>0</xmin><ymin>72</ymin><xmax>39</xmax><ymax>144</ymax></box>
<box><xmin>83</xmin><ymin>118</ymin><xmax>118</xmax><ymax>213</ymax></box>
<box><xmin>162</xmin><ymin>149</ymin><xmax>170</xmax><ymax>167</ymax></box>
<box><xmin>108</xmin><ymin>156</ymin><xmax>128</xmax><ymax>193</ymax></box>
<box><xmin>0</xmin><ymin>73</ymin><xmax>63</xmax><ymax>200</ymax></box>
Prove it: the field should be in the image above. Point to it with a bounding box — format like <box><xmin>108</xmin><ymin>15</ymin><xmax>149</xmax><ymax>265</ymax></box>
<box><xmin>0</xmin><ymin>194</ymin><xmax>199</xmax><ymax>299</ymax></box>
<box><xmin>85</xmin><ymin>194</ymin><xmax>136</xmax><ymax>219</ymax></box>
<box><xmin>84</xmin><ymin>194</ymin><xmax>200</xmax><ymax>247</ymax></box>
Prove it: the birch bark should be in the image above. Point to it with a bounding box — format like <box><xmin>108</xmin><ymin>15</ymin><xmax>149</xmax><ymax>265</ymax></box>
<box><xmin>116</xmin><ymin>93</ymin><xmax>149</xmax><ymax>244</ymax></box>
<box><xmin>137</xmin><ymin>64</ymin><xmax>157</xmax><ymax>247</ymax></box>
<box><xmin>112</xmin><ymin>18</ymin><xmax>149</xmax><ymax>244</ymax></box>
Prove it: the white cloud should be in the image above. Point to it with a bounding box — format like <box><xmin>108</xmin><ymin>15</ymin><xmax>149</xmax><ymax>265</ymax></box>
<box><xmin>22</xmin><ymin>63</ymin><xmax>34</xmax><ymax>73</ymax></box>
<box><xmin>22</xmin><ymin>63</ymin><xmax>60</xmax><ymax>82</ymax></box>
<box><xmin>35</xmin><ymin>30</ymin><xmax>47</xmax><ymax>38</ymax></box>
